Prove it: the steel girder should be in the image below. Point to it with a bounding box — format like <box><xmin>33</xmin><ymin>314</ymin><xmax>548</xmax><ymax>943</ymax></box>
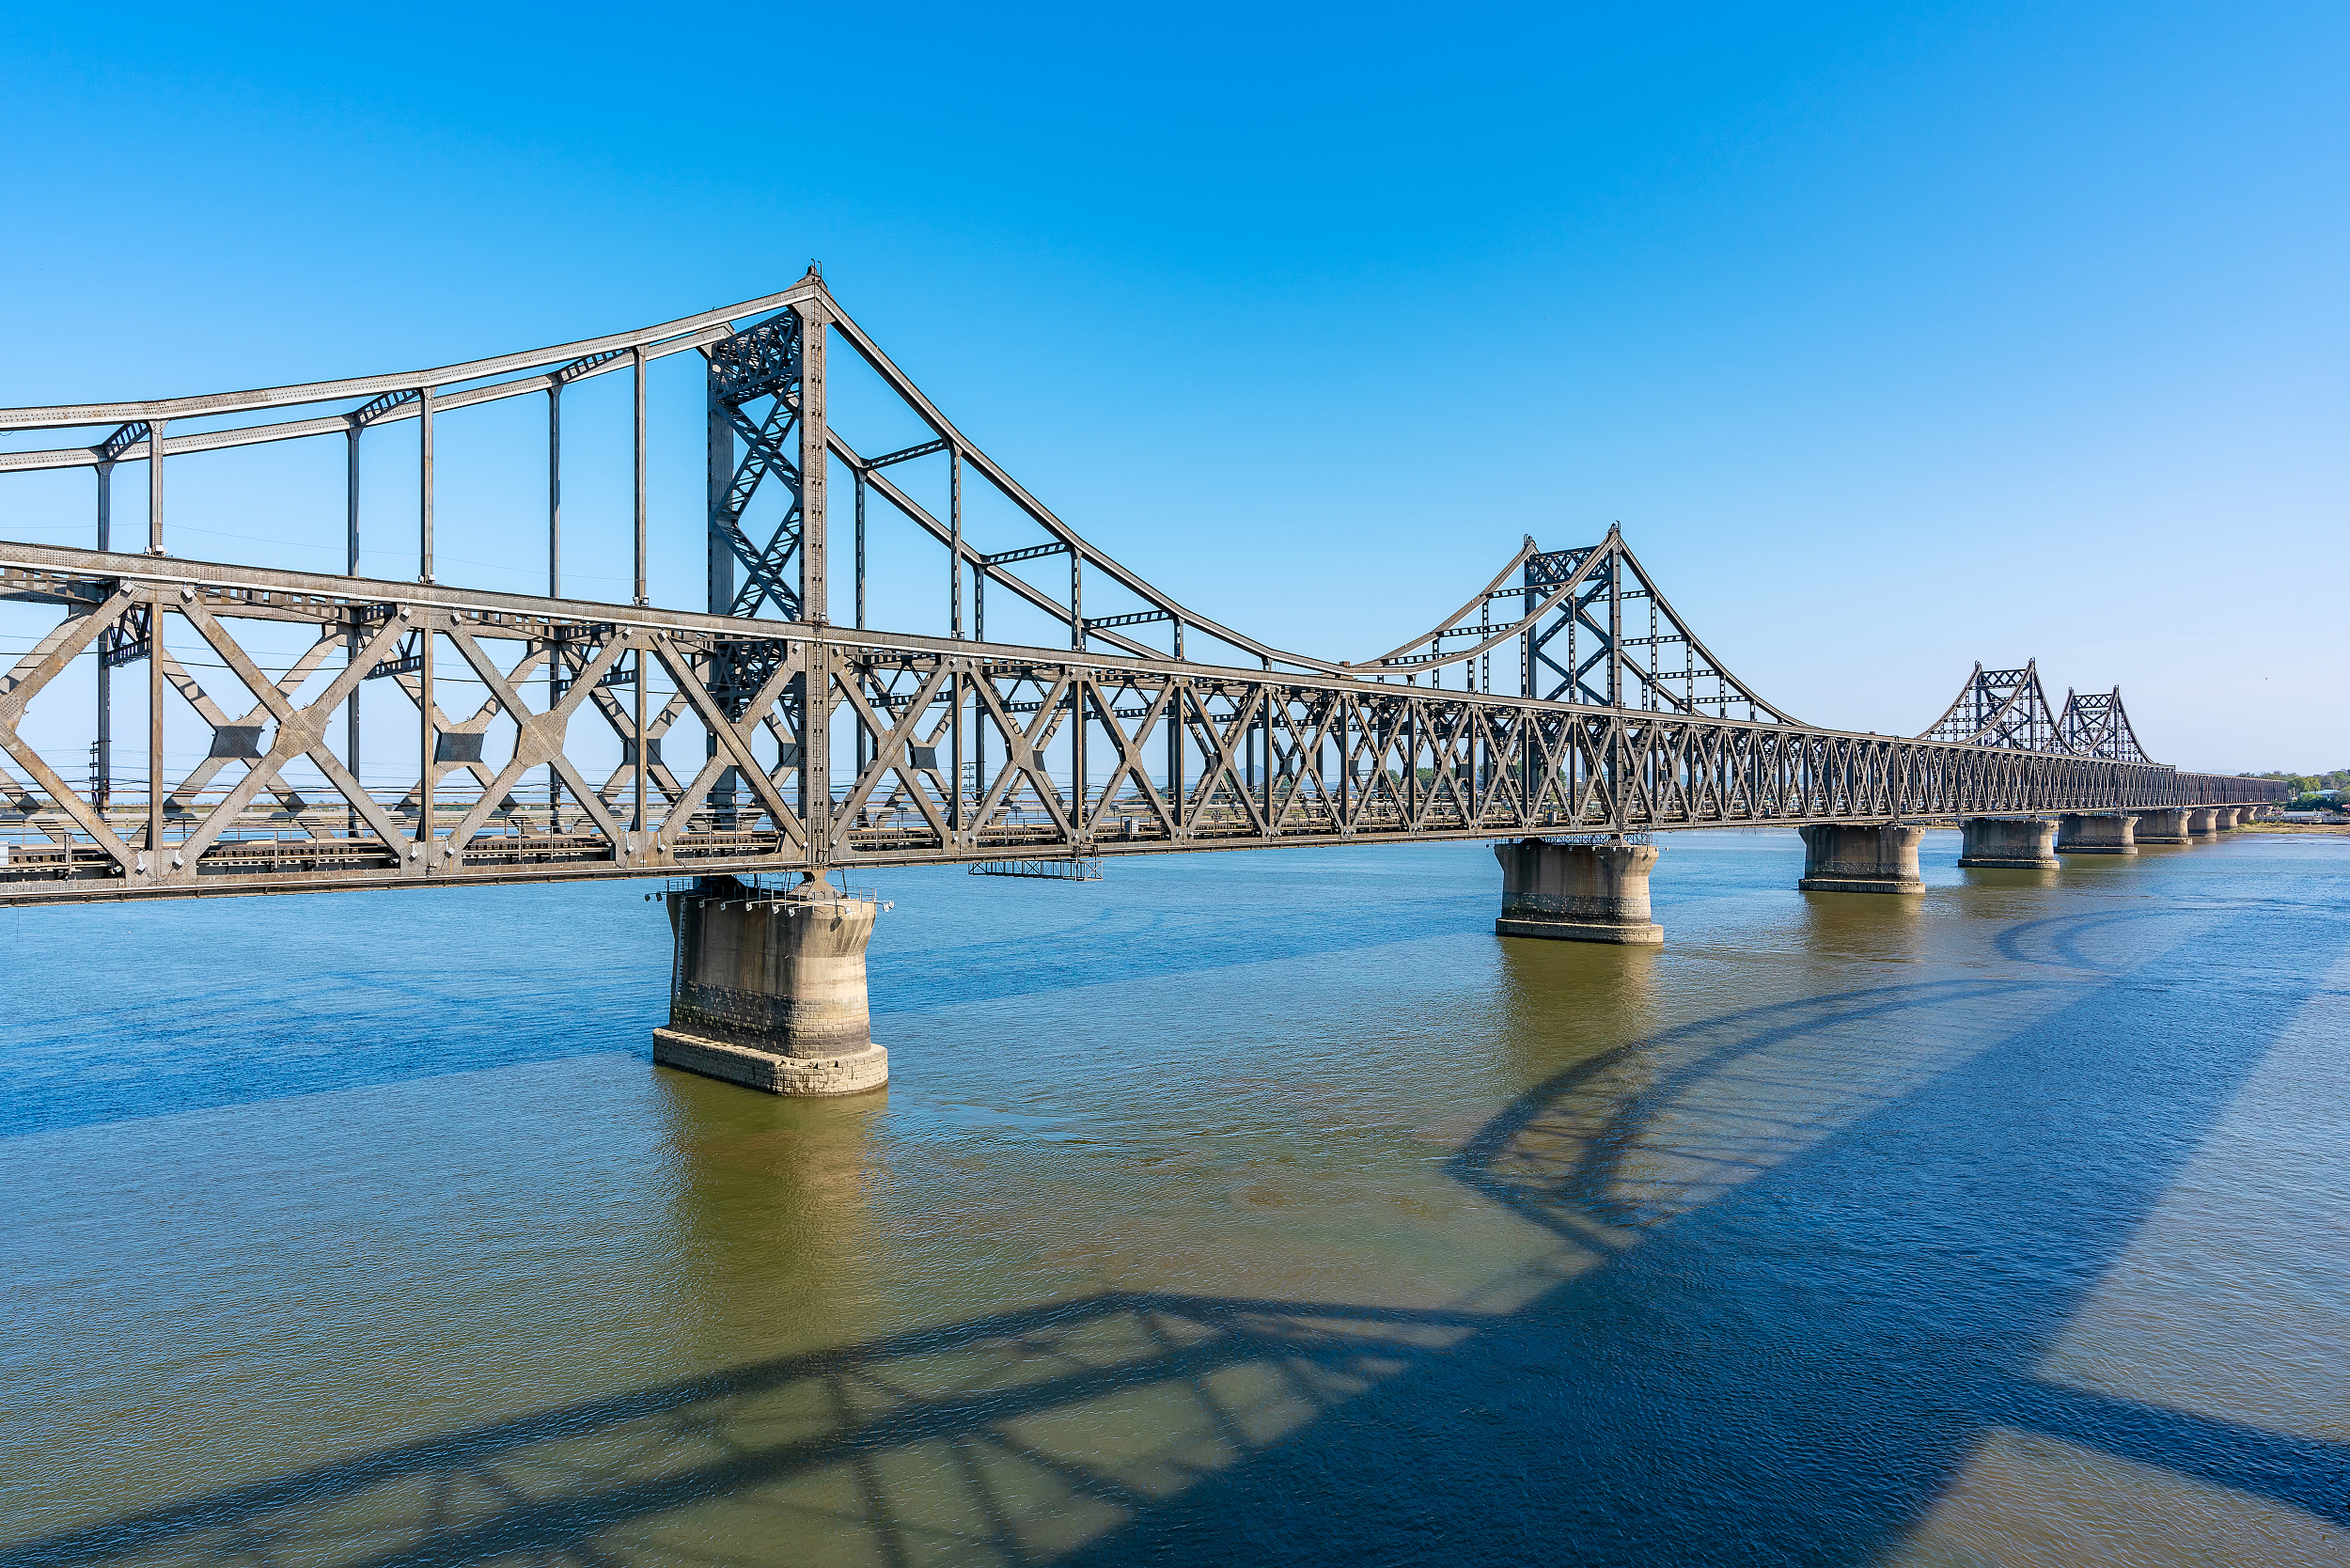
<box><xmin>0</xmin><ymin>544</ymin><xmax>2282</xmax><ymax>906</ymax></box>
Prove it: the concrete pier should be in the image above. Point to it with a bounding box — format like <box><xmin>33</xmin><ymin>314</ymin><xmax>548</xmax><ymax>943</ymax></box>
<box><xmin>2186</xmin><ymin>807</ymin><xmax>2218</xmax><ymax>839</ymax></box>
<box><xmin>2134</xmin><ymin>808</ymin><xmax>2192</xmax><ymax>845</ymax></box>
<box><xmin>1494</xmin><ymin>838</ymin><xmax>1664</xmax><ymax>944</ymax></box>
<box><xmin>2058</xmin><ymin>813</ymin><xmax>2138</xmax><ymax>855</ymax></box>
<box><xmin>652</xmin><ymin>873</ymin><xmax>888</xmax><ymax>1096</ymax></box>
<box><xmin>2212</xmin><ymin>807</ymin><xmax>2241</xmax><ymax>831</ymax></box>
<box><xmin>1958</xmin><ymin>816</ymin><xmax>2059</xmax><ymax>869</ymax></box>
<box><xmin>1796</xmin><ymin>823</ymin><xmax>1926</xmax><ymax>894</ymax></box>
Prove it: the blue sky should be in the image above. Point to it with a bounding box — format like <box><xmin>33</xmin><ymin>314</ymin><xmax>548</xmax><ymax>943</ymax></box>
<box><xmin>2</xmin><ymin>3</ymin><xmax>2342</xmax><ymax>768</ymax></box>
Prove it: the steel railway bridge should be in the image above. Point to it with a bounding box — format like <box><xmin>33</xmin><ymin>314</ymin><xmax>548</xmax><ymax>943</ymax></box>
<box><xmin>0</xmin><ymin>273</ymin><xmax>2280</xmax><ymax>912</ymax></box>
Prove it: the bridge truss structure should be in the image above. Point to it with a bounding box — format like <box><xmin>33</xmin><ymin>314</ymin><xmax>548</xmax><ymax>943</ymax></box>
<box><xmin>0</xmin><ymin>274</ymin><xmax>2280</xmax><ymax>905</ymax></box>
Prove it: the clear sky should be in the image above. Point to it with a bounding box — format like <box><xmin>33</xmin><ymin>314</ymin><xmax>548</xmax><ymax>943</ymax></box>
<box><xmin>2</xmin><ymin>3</ymin><xmax>2342</xmax><ymax>770</ymax></box>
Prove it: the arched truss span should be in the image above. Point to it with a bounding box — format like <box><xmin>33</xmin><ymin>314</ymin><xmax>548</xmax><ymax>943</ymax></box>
<box><xmin>0</xmin><ymin>274</ymin><xmax>1346</xmax><ymax>680</ymax></box>
<box><xmin>1919</xmin><ymin>662</ymin><xmax>2062</xmax><ymax>751</ymax></box>
<box><xmin>2058</xmin><ymin>687</ymin><xmax>2151</xmax><ymax>763</ymax></box>
<box><xmin>1917</xmin><ymin>661</ymin><xmax>2154</xmax><ymax>760</ymax></box>
<box><xmin>1351</xmin><ymin>526</ymin><xmax>1800</xmax><ymax>724</ymax></box>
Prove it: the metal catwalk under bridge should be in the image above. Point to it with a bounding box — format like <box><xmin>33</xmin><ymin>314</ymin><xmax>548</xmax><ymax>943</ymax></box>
<box><xmin>0</xmin><ymin>274</ymin><xmax>2282</xmax><ymax>906</ymax></box>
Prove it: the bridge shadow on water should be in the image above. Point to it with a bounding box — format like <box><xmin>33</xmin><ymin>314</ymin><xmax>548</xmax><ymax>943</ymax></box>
<box><xmin>8</xmin><ymin>906</ymin><xmax>2344</xmax><ymax>1567</ymax></box>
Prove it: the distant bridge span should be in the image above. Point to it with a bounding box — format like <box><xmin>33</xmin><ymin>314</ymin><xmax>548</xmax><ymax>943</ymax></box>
<box><xmin>0</xmin><ymin>274</ymin><xmax>2282</xmax><ymax>910</ymax></box>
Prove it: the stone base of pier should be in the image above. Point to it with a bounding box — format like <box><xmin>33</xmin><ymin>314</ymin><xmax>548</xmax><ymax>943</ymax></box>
<box><xmin>653</xmin><ymin>873</ymin><xmax>888</xmax><ymax>1097</ymax></box>
<box><xmin>2213</xmin><ymin>808</ymin><xmax>2241</xmax><ymax>832</ymax></box>
<box><xmin>2058</xmin><ymin>813</ymin><xmax>2138</xmax><ymax>855</ymax></box>
<box><xmin>1796</xmin><ymin>823</ymin><xmax>1925</xmax><ymax>893</ymax></box>
<box><xmin>1494</xmin><ymin>838</ymin><xmax>1663</xmax><ymax>945</ymax></box>
<box><xmin>1958</xmin><ymin>816</ymin><xmax>2059</xmax><ymax>869</ymax></box>
<box><xmin>651</xmin><ymin>1029</ymin><xmax>889</xmax><ymax>1096</ymax></box>
<box><xmin>2133</xmin><ymin>808</ymin><xmax>2192</xmax><ymax>845</ymax></box>
<box><xmin>2186</xmin><ymin>808</ymin><xmax>2218</xmax><ymax>839</ymax></box>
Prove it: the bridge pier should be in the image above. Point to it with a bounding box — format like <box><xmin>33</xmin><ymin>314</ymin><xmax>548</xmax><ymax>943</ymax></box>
<box><xmin>1494</xmin><ymin>838</ymin><xmax>1664</xmax><ymax>945</ymax></box>
<box><xmin>2186</xmin><ymin>807</ymin><xmax>2218</xmax><ymax>839</ymax></box>
<box><xmin>2057</xmin><ymin>813</ymin><xmax>2138</xmax><ymax>855</ymax></box>
<box><xmin>1796</xmin><ymin>823</ymin><xmax>1925</xmax><ymax>894</ymax></box>
<box><xmin>2212</xmin><ymin>807</ymin><xmax>2242</xmax><ymax>831</ymax></box>
<box><xmin>652</xmin><ymin>873</ymin><xmax>889</xmax><ymax>1096</ymax></box>
<box><xmin>2133</xmin><ymin>808</ymin><xmax>2192</xmax><ymax>845</ymax></box>
<box><xmin>1957</xmin><ymin>815</ymin><xmax>2059</xmax><ymax>869</ymax></box>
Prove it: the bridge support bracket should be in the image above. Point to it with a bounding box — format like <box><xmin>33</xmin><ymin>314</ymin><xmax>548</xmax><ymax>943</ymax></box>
<box><xmin>2133</xmin><ymin>808</ymin><xmax>2192</xmax><ymax>846</ymax></box>
<box><xmin>652</xmin><ymin>872</ymin><xmax>888</xmax><ymax>1096</ymax></box>
<box><xmin>1493</xmin><ymin>838</ymin><xmax>1664</xmax><ymax>945</ymax></box>
<box><xmin>1797</xmin><ymin>823</ymin><xmax>1926</xmax><ymax>894</ymax></box>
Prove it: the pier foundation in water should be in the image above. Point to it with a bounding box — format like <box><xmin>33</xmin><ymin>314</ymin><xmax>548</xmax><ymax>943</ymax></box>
<box><xmin>1796</xmin><ymin>823</ymin><xmax>1926</xmax><ymax>893</ymax></box>
<box><xmin>1959</xmin><ymin>815</ymin><xmax>2060</xmax><ymax>869</ymax></box>
<box><xmin>2059</xmin><ymin>812</ymin><xmax>2139</xmax><ymax>855</ymax></box>
<box><xmin>652</xmin><ymin>873</ymin><xmax>888</xmax><ymax>1096</ymax></box>
<box><xmin>1493</xmin><ymin>838</ymin><xmax>1664</xmax><ymax>945</ymax></box>
<box><xmin>2134</xmin><ymin>808</ymin><xmax>2193</xmax><ymax>845</ymax></box>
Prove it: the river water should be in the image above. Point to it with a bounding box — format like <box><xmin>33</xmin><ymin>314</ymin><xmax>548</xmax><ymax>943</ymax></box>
<box><xmin>4</xmin><ymin>830</ymin><xmax>2344</xmax><ymax>1567</ymax></box>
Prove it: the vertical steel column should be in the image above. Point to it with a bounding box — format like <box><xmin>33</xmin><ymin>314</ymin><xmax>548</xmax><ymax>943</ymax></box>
<box><xmin>1521</xmin><ymin>551</ymin><xmax>1537</xmax><ymax>698</ymax></box>
<box><xmin>1333</xmin><ymin>695</ymin><xmax>1346</xmax><ymax>830</ymax></box>
<box><xmin>1167</xmin><ymin>678</ymin><xmax>1183</xmax><ymax>831</ymax></box>
<box><xmin>1606</xmin><ymin>555</ymin><xmax>1622</xmax><ymax>709</ymax></box>
<box><xmin>1070</xmin><ymin>673</ymin><xmax>1085</xmax><ymax>835</ymax></box>
<box><xmin>949</xmin><ymin>659</ymin><xmax>964</xmax><ymax>839</ymax></box>
<box><xmin>346</xmin><ymin>428</ymin><xmax>361</xmax><ymax>573</ymax></box>
<box><xmin>853</xmin><ymin>469</ymin><xmax>868</xmax><ymax>777</ymax></box>
<box><xmin>948</xmin><ymin>447</ymin><xmax>963</xmax><ymax>638</ymax></box>
<box><xmin>705</xmin><ymin>368</ymin><xmax>734</xmax><ymax>616</ymax></box>
<box><xmin>854</xmin><ymin>470</ymin><xmax>867</xmax><ymax>630</ymax></box>
<box><xmin>1521</xmin><ymin>551</ymin><xmax>1538</xmax><ymax>809</ymax></box>
<box><xmin>94</xmin><ymin>462</ymin><xmax>112</xmax><ymax>808</ymax></box>
<box><xmin>1476</xmin><ymin>592</ymin><xmax>1495</xmax><ymax>696</ymax></box>
<box><xmin>147</xmin><ymin>588</ymin><xmax>162</xmax><ymax>861</ymax></box>
<box><xmin>797</xmin><ymin>300</ymin><xmax>830</xmax><ymax>865</ymax></box>
<box><xmin>547</xmin><ymin>384</ymin><xmax>562</xmax><ymax>598</ymax></box>
<box><xmin>971</xmin><ymin>666</ymin><xmax>986</xmax><ymax>826</ymax></box>
<box><xmin>632</xmin><ymin>345</ymin><xmax>648</xmax><ymax>607</ymax></box>
<box><xmin>419</xmin><ymin>609</ymin><xmax>435</xmax><ymax>867</ymax></box>
<box><xmin>634</xmin><ymin>639</ymin><xmax>653</xmax><ymax>846</ymax></box>
<box><xmin>548</xmin><ymin>382</ymin><xmax>563</xmax><ymax>830</ymax></box>
<box><xmin>345</xmin><ymin>426</ymin><xmax>362</xmax><ymax>838</ymax></box>
<box><xmin>1260</xmin><ymin>698</ymin><xmax>1272</xmax><ymax>831</ymax></box>
<box><xmin>632</xmin><ymin>645</ymin><xmax>648</xmax><ymax>837</ymax></box>
<box><xmin>146</xmin><ymin>420</ymin><xmax>165</xmax><ymax>555</ymax></box>
<box><xmin>416</xmin><ymin>384</ymin><xmax>436</xmax><ymax>855</ymax></box>
<box><xmin>1070</xmin><ymin>554</ymin><xmax>1083</xmax><ymax>651</ymax></box>
<box><xmin>417</xmin><ymin>387</ymin><xmax>435</xmax><ymax>582</ymax></box>
<box><xmin>951</xmin><ymin>452</ymin><xmax>975</xmax><ymax>823</ymax></box>
<box><xmin>704</xmin><ymin>361</ymin><xmax>734</xmax><ymax>818</ymax></box>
